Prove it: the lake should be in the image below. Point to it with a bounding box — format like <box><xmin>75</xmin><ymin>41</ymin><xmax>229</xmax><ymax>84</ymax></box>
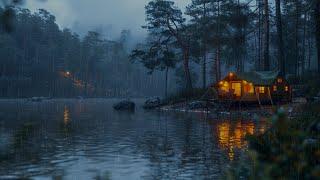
<box><xmin>0</xmin><ymin>99</ymin><xmax>269</xmax><ymax>180</ymax></box>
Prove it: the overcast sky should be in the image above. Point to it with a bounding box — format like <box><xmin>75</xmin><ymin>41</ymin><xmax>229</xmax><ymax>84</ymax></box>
<box><xmin>24</xmin><ymin>0</ymin><xmax>189</xmax><ymax>40</ymax></box>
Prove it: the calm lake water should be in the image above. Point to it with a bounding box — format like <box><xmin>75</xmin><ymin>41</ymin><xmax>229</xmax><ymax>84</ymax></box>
<box><xmin>0</xmin><ymin>99</ymin><xmax>269</xmax><ymax>180</ymax></box>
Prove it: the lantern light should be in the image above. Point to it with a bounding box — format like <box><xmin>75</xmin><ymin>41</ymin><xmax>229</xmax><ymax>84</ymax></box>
<box><xmin>285</xmin><ymin>86</ymin><xmax>289</xmax><ymax>92</ymax></box>
<box><xmin>273</xmin><ymin>86</ymin><xmax>277</xmax><ymax>91</ymax></box>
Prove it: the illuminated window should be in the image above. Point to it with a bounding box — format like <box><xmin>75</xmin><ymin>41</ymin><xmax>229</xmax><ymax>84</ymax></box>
<box><xmin>273</xmin><ymin>86</ymin><xmax>277</xmax><ymax>91</ymax></box>
<box><xmin>220</xmin><ymin>82</ymin><xmax>229</xmax><ymax>92</ymax></box>
<box><xmin>259</xmin><ymin>87</ymin><xmax>265</xmax><ymax>94</ymax></box>
<box><xmin>277</xmin><ymin>78</ymin><xmax>283</xmax><ymax>83</ymax></box>
<box><xmin>285</xmin><ymin>86</ymin><xmax>289</xmax><ymax>92</ymax></box>
<box><xmin>244</xmin><ymin>83</ymin><xmax>254</xmax><ymax>94</ymax></box>
<box><xmin>231</xmin><ymin>83</ymin><xmax>242</xmax><ymax>97</ymax></box>
<box><xmin>249</xmin><ymin>83</ymin><xmax>254</xmax><ymax>93</ymax></box>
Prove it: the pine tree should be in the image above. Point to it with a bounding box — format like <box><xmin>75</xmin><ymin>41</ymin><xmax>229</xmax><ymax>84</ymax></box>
<box><xmin>186</xmin><ymin>0</ymin><xmax>211</xmax><ymax>89</ymax></box>
<box><xmin>144</xmin><ymin>0</ymin><xmax>193</xmax><ymax>90</ymax></box>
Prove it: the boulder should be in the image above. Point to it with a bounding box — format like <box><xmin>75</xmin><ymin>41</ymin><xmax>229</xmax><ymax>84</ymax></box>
<box><xmin>143</xmin><ymin>97</ymin><xmax>161</xmax><ymax>109</ymax></box>
<box><xmin>29</xmin><ymin>96</ymin><xmax>51</xmax><ymax>102</ymax></box>
<box><xmin>187</xmin><ymin>101</ymin><xmax>208</xmax><ymax>110</ymax></box>
<box><xmin>113</xmin><ymin>100</ymin><xmax>135</xmax><ymax>111</ymax></box>
<box><xmin>303</xmin><ymin>138</ymin><xmax>318</xmax><ymax>147</ymax></box>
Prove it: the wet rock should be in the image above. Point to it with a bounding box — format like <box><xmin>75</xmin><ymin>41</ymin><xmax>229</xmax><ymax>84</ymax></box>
<box><xmin>309</xmin><ymin>121</ymin><xmax>320</xmax><ymax>133</ymax></box>
<box><xmin>307</xmin><ymin>91</ymin><xmax>320</xmax><ymax>103</ymax></box>
<box><xmin>77</xmin><ymin>96</ymin><xmax>84</xmax><ymax>100</ymax></box>
<box><xmin>113</xmin><ymin>100</ymin><xmax>135</xmax><ymax>111</ymax></box>
<box><xmin>303</xmin><ymin>138</ymin><xmax>318</xmax><ymax>147</ymax></box>
<box><xmin>29</xmin><ymin>97</ymin><xmax>51</xmax><ymax>102</ymax></box>
<box><xmin>187</xmin><ymin>101</ymin><xmax>208</xmax><ymax>110</ymax></box>
<box><xmin>143</xmin><ymin>97</ymin><xmax>161</xmax><ymax>109</ymax></box>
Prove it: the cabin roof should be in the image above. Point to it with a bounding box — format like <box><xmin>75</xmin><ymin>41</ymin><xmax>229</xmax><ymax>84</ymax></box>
<box><xmin>236</xmin><ymin>70</ymin><xmax>280</xmax><ymax>86</ymax></box>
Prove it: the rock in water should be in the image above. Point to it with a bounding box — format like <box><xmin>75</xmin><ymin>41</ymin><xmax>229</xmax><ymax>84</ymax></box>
<box><xmin>113</xmin><ymin>100</ymin><xmax>135</xmax><ymax>111</ymax></box>
<box><xmin>187</xmin><ymin>101</ymin><xmax>208</xmax><ymax>110</ymax></box>
<box><xmin>143</xmin><ymin>97</ymin><xmax>161</xmax><ymax>109</ymax></box>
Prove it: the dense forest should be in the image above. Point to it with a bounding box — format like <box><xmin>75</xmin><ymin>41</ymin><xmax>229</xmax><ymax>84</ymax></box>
<box><xmin>0</xmin><ymin>7</ymin><xmax>167</xmax><ymax>98</ymax></box>
<box><xmin>0</xmin><ymin>0</ymin><xmax>319</xmax><ymax>98</ymax></box>
<box><xmin>132</xmin><ymin>0</ymin><xmax>320</xmax><ymax>94</ymax></box>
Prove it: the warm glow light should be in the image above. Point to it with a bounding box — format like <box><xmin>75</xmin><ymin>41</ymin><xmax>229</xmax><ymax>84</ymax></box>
<box><xmin>220</xmin><ymin>81</ymin><xmax>230</xmax><ymax>92</ymax></box>
<box><xmin>273</xmin><ymin>86</ymin><xmax>277</xmax><ymax>91</ymax></box>
<box><xmin>285</xmin><ymin>86</ymin><xmax>289</xmax><ymax>92</ymax></box>
<box><xmin>66</xmin><ymin>71</ymin><xmax>70</xmax><ymax>76</ymax></box>
<box><xmin>217</xmin><ymin>121</ymin><xmax>255</xmax><ymax>161</ymax></box>
<box><xmin>258</xmin><ymin>87</ymin><xmax>265</xmax><ymax>94</ymax></box>
<box><xmin>229</xmin><ymin>72</ymin><xmax>234</xmax><ymax>77</ymax></box>
<box><xmin>219</xmin><ymin>81</ymin><xmax>224</xmax><ymax>85</ymax></box>
<box><xmin>244</xmin><ymin>82</ymin><xmax>254</xmax><ymax>94</ymax></box>
<box><xmin>243</xmin><ymin>80</ymin><xmax>247</xmax><ymax>84</ymax></box>
<box><xmin>64</xmin><ymin>106</ymin><xmax>70</xmax><ymax>125</ymax></box>
<box><xmin>277</xmin><ymin>78</ymin><xmax>283</xmax><ymax>83</ymax></box>
<box><xmin>231</xmin><ymin>83</ymin><xmax>242</xmax><ymax>97</ymax></box>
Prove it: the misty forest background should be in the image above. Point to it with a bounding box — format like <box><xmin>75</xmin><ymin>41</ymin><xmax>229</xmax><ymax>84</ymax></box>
<box><xmin>0</xmin><ymin>0</ymin><xmax>319</xmax><ymax>98</ymax></box>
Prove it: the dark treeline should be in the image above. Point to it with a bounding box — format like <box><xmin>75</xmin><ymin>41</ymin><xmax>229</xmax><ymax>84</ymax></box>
<box><xmin>0</xmin><ymin>7</ymin><xmax>166</xmax><ymax>98</ymax></box>
<box><xmin>131</xmin><ymin>0</ymin><xmax>320</xmax><ymax>93</ymax></box>
<box><xmin>0</xmin><ymin>0</ymin><xmax>319</xmax><ymax>98</ymax></box>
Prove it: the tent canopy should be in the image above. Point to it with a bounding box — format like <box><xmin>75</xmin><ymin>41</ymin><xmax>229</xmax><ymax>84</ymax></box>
<box><xmin>236</xmin><ymin>70</ymin><xmax>280</xmax><ymax>86</ymax></box>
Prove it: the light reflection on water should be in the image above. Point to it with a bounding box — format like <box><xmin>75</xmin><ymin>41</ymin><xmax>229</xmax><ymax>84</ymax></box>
<box><xmin>0</xmin><ymin>99</ymin><xmax>269</xmax><ymax>179</ymax></box>
<box><xmin>214</xmin><ymin>120</ymin><xmax>267</xmax><ymax>160</ymax></box>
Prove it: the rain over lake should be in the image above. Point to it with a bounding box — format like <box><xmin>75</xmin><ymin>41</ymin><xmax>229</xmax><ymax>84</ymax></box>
<box><xmin>0</xmin><ymin>99</ymin><xmax>269</xmax><ymax>179</ymax></box>
<box><xmin>0</xmin><ymin>0</ymin><xmax>319</xmax><ymax>179</ymax></box>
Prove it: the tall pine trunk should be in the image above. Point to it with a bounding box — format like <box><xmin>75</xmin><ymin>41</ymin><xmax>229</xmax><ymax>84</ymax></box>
<box><xmin>202</xmin><ymin>47</ymin><xmax>207</xmax><ymax>89</ymax></box>
<box><xmin>257</xmin><ymin>0</ymin><xmax>263</xmax><ymax>70</ymax></box>
<box><xmin>183</xmin><ymin>48</ymin><xmax>193</xmax><ymax>90</ymax></box>
<box><xmin>263</xmin><ymin>0</ymin><xmax>270</xmax><ymax>71</ymax></box>
<box><xmin>308</xmin><ymin>13</ymin><xmax>313</xmax><ymax>70</ymax></box>
<box><xmin>294</xmin><ymin>0</ymin><xmax>300</xmax><ymax>77</ymax></box>
<box><xmin>215</xmin><ymin>48</ymin><xmax>221</xmax><ymax>82</ymax></box>
<box><xmin>302</xmin><ymin>11</ymin><xmax>307</xmax><ymax>74</ymax></box>
<box><xmin>275</xmin><ymin>0</ymin><xmax>285</xmax><ymax>75</ymax></box>
<box><xmin>165</xmin><ymin>67</ymin><xmax>169</xmax><ymax>98</ymax></box>
<box><xmin>216</xmin><ymin>0</ymin><xmax>221</xmax><ymax>81</ymax></box>
<box><xmin>315</xmin><ymin>0</ymin><xmax>320</xmax><ymax>74</ymax></box>
<box><xmin>202</xmin><ymin>2</ymin><xmax>207</xmax><ymax>89</ymax></box>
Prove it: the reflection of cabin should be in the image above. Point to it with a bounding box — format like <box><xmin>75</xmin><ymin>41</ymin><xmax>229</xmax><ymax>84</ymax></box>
<box><xmin>215</xmin><ymin>71</ymin><xmax>292</xmax><ymax>103</ymax></box>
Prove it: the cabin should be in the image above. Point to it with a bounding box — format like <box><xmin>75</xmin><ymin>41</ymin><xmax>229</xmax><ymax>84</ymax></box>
<box><xmin>215</xmin><ymin>71</ymin><xmax>292</xmax><ymax>104</ymax></box>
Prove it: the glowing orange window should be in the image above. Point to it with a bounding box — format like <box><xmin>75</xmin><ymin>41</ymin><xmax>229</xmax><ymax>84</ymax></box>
<box><xmin>273</xmin><ymin>86</ymin><xmax>277</xmax><ymax>91</ymax></box>
<box><xmin>258</xmin><ymin>87</ymin><xmax>265</xmax><ymax>94</ymax></box>
<box><xmin>285</xmin><ymin>86</ymin><xmax>289</xmax><ymax>92</ymax></box>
